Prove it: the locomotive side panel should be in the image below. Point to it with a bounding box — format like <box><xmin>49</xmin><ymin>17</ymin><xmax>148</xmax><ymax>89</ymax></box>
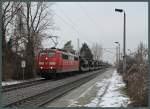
<box><xmin>61</xmin><ymin>53</ymin><xmax>79</xmax><ymax>73</ymax></box>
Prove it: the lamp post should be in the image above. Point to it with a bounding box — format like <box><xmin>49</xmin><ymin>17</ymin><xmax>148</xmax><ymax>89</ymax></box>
<box><xmin>115</xmin><ymin>8</ymin><xmax>126</xmax><ymax>73</ymax></box>
<box><xmin>114</xmin><ymin>42</ymin><xmax>120</xmax><ymax>63</ymax></box>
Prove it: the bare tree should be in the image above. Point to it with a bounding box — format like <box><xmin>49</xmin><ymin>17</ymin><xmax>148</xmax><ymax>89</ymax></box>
<box><xmin>2</xmin><ymin>2</ymin><xmax>22</xmax><ymax>59</ymax></box>
<box><xmin>21</xmin><ymin>2</ymin><xmax>54</xmax><ymax>52</ymax></box>
<box><xmin>92</xmin><ymin>43</ymin><xmax>103</xmax><ymax>60</ymax></box>
<box><xmin>2</xmin><ymin>2</ymin><xmax>22</xmax><ymax>50</ymax></box>
<box><xmin>135</xmin><ymin>42</ymin><xmax>148</xmax><ymax>65</ymax></box>
<box><xmin>19</xmin><ymin>2</ymin><xmax>54</xmax><ymax>78</ymax></box>
<box><xmin>2</xmin><ymin>2</ymin><xmax>23</xmax><ymax>80</ymax></box>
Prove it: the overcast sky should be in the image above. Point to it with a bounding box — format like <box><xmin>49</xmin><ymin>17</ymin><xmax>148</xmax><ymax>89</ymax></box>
<box><xmin>43</xmin><ymin>2</ymin><xmax>148</xmax><ymax>64</ymax></box>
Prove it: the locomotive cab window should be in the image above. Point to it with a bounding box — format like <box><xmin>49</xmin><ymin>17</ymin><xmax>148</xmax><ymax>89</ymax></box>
<box><xmin>48</xmin><ymin>52</ymin><xmax>55</xmax><ymax>57</ymax></box>
<box><xmin>39</xmin><ymin>52</ymin><xmax>47</xmax><ymax>56</ymax></box>
<box><xmin>74</xmin><ymin>56</ymin><xmax>78</xmax><ymax>61</ymax></box>
<box><xmin>69</xmin><ymin>55</ymin><xmax>74</xmax><ymax>60</ymax></box>
<box><xmin>62</xmin><ymin>54</ymin><xmax>69</xmax><ymax>60</ymax></box>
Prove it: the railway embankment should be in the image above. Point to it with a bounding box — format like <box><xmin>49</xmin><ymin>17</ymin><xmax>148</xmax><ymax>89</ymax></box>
<box><xmin>117</xmin><ymin>58</ymin><xmax>148</xmax><ymax>107</ymax></box>
<box><xmin>117</xmin><ymin>42</ymin><xmax>148</xmax><ymax>107</ymax></box>
<box><xmin>122</xmin><ymin>64</ymin><xmax>148</xmax><ymax>107</ymax></box>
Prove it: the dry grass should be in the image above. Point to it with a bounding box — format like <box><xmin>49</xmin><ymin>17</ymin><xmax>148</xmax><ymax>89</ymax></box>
<box><xmin>3</xmin><ymin>63</ymin><xmax>15</xmax><ymax>81</ymax></box>
<box><xmin>122</xmin><ymin>64</ymin><xmax>148</xmax><ymax>107</ymax></box>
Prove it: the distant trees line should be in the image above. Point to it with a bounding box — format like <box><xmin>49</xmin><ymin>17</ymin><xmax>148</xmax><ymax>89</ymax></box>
<box><xmin>63</xmin><ymin>40</ymin><xmax>103</xmax><ymax>61</ymax></box>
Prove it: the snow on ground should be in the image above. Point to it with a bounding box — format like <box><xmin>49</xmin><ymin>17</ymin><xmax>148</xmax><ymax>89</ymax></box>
<box><xmin>2</xmin><ymin>78</ymin><xmax>43</xmax><ymax>86</ymax></box>
<box><xmin>68</xmin><ymin>70</ymin><xmax>130</xmax><ymax>107</ymax></box>
<box><xmin>2</xmin><ymin>81</ymin><xmax>24</xmax><ymax>86</ymax></box>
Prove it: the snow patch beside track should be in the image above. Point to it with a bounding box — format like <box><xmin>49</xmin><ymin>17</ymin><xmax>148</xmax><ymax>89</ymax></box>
<box><xmin>69</xmin><ymin>70</ymin><xmax>130</xmax><ymax>107</ymax></box>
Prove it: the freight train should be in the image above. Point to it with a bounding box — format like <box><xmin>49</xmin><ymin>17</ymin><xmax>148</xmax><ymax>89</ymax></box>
<box><xmin>36</xmin><ymin>48</ymin><xmax>109</xmax><ymax>79</ymax></box>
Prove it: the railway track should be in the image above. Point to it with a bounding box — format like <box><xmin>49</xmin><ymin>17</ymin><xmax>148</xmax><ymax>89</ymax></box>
<box><xmin>2</xmin><ymin>78</ymin><xmax>48</xmax><ymax>92</ymax></box>
<box><xmin>2</xmin><ymin>68</ymin><xmax>108</xmax><ymax>107</ymax></box>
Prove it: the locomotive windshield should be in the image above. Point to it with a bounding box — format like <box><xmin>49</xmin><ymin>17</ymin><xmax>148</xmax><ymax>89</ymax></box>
<box><xmin>39</xmin><ymin>50</ymin><xmax>55</xmax><ymax>57</ymax></box>
<box><xmin>39</xmin><ymin>52</ymin><xmax>47</xmax><ymax>56</ymax></box>
<box><xmin>48</xmin><ymin>52</ymin><xmax>55</xmax><ymax>57</ymax></box>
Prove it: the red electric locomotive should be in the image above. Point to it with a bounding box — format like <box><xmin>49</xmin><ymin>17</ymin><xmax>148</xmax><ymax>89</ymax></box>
<box><xmin>36</xmin><ymin>48</ymin><xmax>79</xmax><ymax>79</ymax></box>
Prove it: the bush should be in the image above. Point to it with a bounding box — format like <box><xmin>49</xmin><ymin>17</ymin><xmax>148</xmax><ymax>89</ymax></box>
<box><xmin>3</xmin><ymin>49</ymin><xmax>36</xmax><ymax>80</ymax></box>
<box><xmin>117</xmin><ymin>56</ymin><xmax>136</xmax><ymax>74</ymax></box>
<box><xmin>3</xmin><ymin>63</ymin><xmax>14</xmax><ymax>81</ymax></box>
<box><xmin>122</xmin><ymin>64</ymin><xmax>148</xmax><ymax>106</ymax></box>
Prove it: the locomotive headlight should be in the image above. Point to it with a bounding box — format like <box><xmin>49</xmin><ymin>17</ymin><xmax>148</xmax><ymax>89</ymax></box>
<box><xmin>49</xmin><ymin>62</ymin><xmax>56</xmax><ymax>65</ymax></box>
<box><xmin>40</xmin><ymin>67</ymin><xmax>43</xmax><ymax>69</ymax></box>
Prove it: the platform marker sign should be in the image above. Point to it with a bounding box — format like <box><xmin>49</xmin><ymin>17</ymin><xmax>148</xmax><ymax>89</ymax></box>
<box><xmin>21</xmin><ymin>60</ymin><xmax>26</xmax><ymax>68</ymax></box>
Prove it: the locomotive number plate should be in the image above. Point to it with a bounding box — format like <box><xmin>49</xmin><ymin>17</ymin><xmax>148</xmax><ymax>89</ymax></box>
<box><xmin>39</xmin><ymin>62</ymin><xmax>44</xmax><ymax>65</ymax></box>
<box><xmin>49</xmin><ymin>62</ymin><xmax>56</xmax><ymax>65</ymax></box>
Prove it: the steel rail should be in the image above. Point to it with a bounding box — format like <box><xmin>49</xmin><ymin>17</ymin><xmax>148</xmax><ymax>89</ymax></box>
<box><xmin>4</xmin><ymin>68</ymin><xmax>108</xmax><ymax>107</ymax></box>
<box><xmin>2</xmin><ymin>78</ymin><xmax>48</xmax><ymax>92</ymax></box>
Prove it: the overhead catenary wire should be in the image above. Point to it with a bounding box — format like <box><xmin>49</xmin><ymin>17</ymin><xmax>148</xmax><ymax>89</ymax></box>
<box><xmin>55</xmin><ymin>4</ymin><xmax>95</xmax><ymax>45</ymax></box>
<box><xmin>42</xmin><ymin>12</ymin><xmax>78</xmax><ymax>48</ymax></box>
<box><xmin>102</xmin><ymin>47</ymin><xmax>116</xmax><ymax>54</ymax></box>
<box><xmin>77</xmin><ymin>3</ymin><xmax>103</xmax><ymax>37</ymax></box>
<box><xmin>56</xmin><ymin>5</ymin><xmax>80</xmax><ymax>35</ymax></box>
<box><xmin>53</xmin><ymin>12</ymin><xmax>85</xmax><ymax>50</ymax></box>
<box><xmin>103</xmin><ymin>49</ymin><xmax>115</xmax><ymax>54</ymax></box>
<box><xmin>54</xmin><ymin>4</ymin><xmax>117</xmax><ymax>56</ymax></box>
<box><xmin>103</xmin><ymin>48</ymin><xmax>116</xmax><ymax>49</ymax></box>
<box><xmin>55</xmin><ymin>3</ymin><xmax>126</xmax><ymax>64</ymax></box>
<box><xmin>54</xmin><ymin>13</ymin><xmax>80</xmax><ymax>36</ymax></box>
